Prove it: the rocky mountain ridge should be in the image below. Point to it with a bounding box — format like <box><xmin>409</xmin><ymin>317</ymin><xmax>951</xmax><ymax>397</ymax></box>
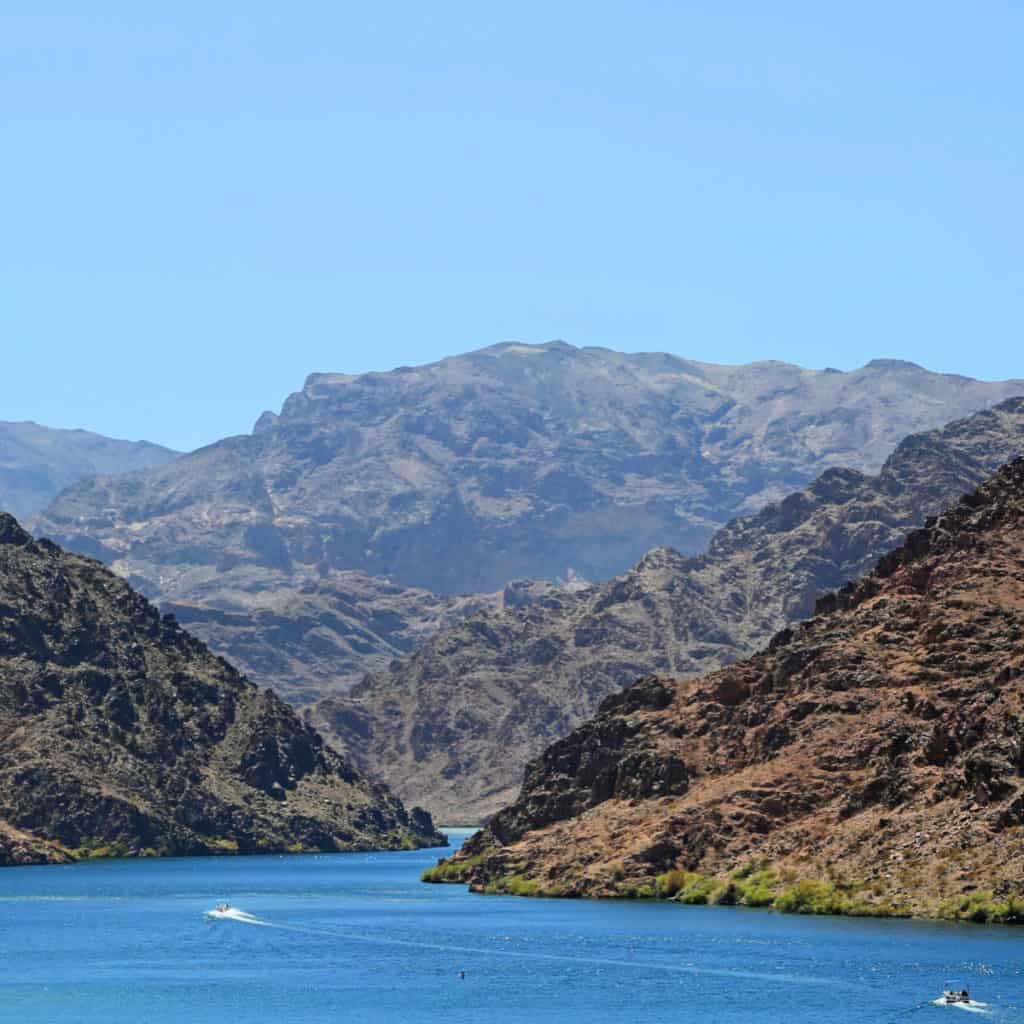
<box><xmin>311</xmin><ymin>398</ymin><xmax>1024</xmax><ymax>821</ymax></box>
<box><xmin>434</xmin><ymin>457</ymin><xmax>1024</xmax><ymax>920</ymax></box>
<box><xmin>36</xmin><ymin>343</ymin><xmax>1024</xmax><ymax>595</ymax></box>
<box><xmin>30</xmin><ymin>344</ymin><xmax>1024</xmax><ymax>714</ymax></box>
<box><xmin>0</xmin><ymin>514</ymin><xmax>442</xmax><ymax>867</ymax></box>
<box><xmin>0</xmin><ymin>420</ymin><xmax>177</xmax><ymax>522</ymax></box>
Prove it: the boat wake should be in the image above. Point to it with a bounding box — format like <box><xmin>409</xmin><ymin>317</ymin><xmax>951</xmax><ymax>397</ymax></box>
<box><xmin>204</xmin><ymin>907</ymin><xmax>266</xmax><ymax>926</ymax></box>
<box><xmin>931</xmin><ymin>999</ymin><xmax>989</xmax><ymax>1014</ymax></box>
<box><xmin>200</xmin><ymin>911</ymin><xmax>837</xmax><ymax>988</ymax></box>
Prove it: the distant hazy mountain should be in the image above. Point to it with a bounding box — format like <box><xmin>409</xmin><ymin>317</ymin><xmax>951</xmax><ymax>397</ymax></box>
<box><xmin>0</xmin><ymin>421</ymin><xmax>178</xmax><ymax>522</ymax></box>
<box><xmin>35</xmin><ymin>343</ymin><xmax>1024</xmax><ymax>595</ymax></box>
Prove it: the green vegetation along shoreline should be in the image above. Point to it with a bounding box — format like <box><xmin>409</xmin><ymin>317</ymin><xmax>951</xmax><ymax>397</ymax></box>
<box><xmin>422</xmin><ymin>860</ymin><xmax>1024</xmax><ymax>926</ymax></box>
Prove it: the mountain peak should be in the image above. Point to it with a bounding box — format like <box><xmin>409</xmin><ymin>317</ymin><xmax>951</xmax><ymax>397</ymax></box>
<box><xmin>862</xmin><ymin>357</ymin><xmax>926</xmax><ymax>371</ymax></box>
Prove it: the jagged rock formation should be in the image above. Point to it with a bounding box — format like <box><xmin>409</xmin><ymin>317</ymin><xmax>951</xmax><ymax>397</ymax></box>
<box><xmin>0</xmin><ymin>421</ymin><xmax>177</xmax><ymax>522</ymax></box>
<box><xmin>0</xmin><ymin>514</ymin><xmax>443</xmax><ymax>867</ymax></box>
<box><xmin>311</xmin><ymin>399</ymin><xmax>1024</xmax><ymax>821</ymax></box>
<box><xmin>437</xmin><ymin>458</ymin><xmax>1024</xmax><ymax>919</ymax></box>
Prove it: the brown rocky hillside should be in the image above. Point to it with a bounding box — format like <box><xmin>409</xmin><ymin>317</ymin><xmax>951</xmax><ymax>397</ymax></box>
<box><xmin>0</xmin><ymin>514</ymin><xmax>443</xmax><ymax>867</ymax></box>
<box><xmin>435</xmin><ymin>457</ymin><xmax>1024</xmax><ymax>921</ymax></box>
<box><xmin>312</xmin><ymin>398</ymin><xmax>1024</xmax><ymax>821</ymax></box>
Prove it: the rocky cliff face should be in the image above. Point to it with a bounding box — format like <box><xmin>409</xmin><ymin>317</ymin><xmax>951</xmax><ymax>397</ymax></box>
<box><xmin>311</xmin><ymin>398</ymin><xmax>1024</xmax><ymax>822</ymax></box>
<box><xmin>31</xmin><ymin>345</ymin><xmax>1024</xmax><ymax>709</ymax></box>
<box><xmin>0</xmin><ymin>421</ymin><xmax>177</xmax><ymax>523</ymax></box>
<box><xmin>438</xmin><ymin>458</ymin><xmax>1024</xmax><ymax>919</ymax></box>
<box><xmin>0</xmin><ymin>514</ymin><xmax>443</xmax><ymax>867</ymax></box>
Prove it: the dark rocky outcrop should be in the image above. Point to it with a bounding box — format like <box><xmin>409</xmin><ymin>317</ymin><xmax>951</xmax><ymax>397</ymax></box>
<box><xmin>311</xmin><ymin>398</ymin><xmax>1024</xmax><ymax>821</ymax></box>
<box><xmin>0</xmin><ymin>515</ymin><xmax>443</xmax><ymax>866</ymax></box>
<box><xmin>437</xmin><ymin>458</ymin><xmax>1024</xmax><ymax>918</ymax></box>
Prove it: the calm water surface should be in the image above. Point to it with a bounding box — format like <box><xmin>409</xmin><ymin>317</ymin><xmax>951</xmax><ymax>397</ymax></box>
<box><xmin>0</xmin><ymin>829</ymin><xmax>1021</xmax><ymax>1023</ymax></box>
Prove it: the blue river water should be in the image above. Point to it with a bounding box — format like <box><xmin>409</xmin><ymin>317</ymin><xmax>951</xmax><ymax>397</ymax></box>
<box><xmin>0</xmin><ymin>829</ymin><xmax>1021</xmax><ymax>1023</ymax></box>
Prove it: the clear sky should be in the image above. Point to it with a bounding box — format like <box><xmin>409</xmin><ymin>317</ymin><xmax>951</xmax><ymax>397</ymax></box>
<box><xmin>3</xmin><ymin>2</ymin><xmax>1022</xmax><ymax>452</ymax></box>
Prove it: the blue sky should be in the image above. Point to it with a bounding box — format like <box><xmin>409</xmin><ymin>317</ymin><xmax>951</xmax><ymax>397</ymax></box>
<box><xmin>3</xmin><ymin>2</ymin><xmax>1021</xmax><ymax>451</ymax></box>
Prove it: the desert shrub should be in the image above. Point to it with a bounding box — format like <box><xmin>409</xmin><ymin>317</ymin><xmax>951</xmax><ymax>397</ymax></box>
<box><xmin>988</xmin><ymin>896</ymin><xmax>1024</xmax><ymax>924</ymax></box>
<box><xmin>74</xmin><ymin>836</ymin><xmax>136</xmax><ymax>860</ymax></box>
<box><xmin>733</xmin><ymin>869</ymin><xmax>779</xmax><ymax>907</ymax></box>
<box><xmin>937</xmin><ymin>890</ymin><xmax>1024</xmax><ymax>924</ymax></box>
<box><xmin>421</xmin><ymin>853</ymin><xmax>484</xmax><ymax>883</ymax></box>
<box><xmin>656</xmin><ymin>869</ymin><xmax>690</xmax><ymax>898</ymax></box>
<box><xmin>678</xmin><ymin>875</ymin><xmax>720</xmax><ymax>904</ymax></box>
<box><xmin>773</xmin><ymin>878</ymin><xmax>909</xmax><ymax>918</ymax></box>
<box><xmin>774</xmin><ymin>880</ymin><xmax>849</xmax><ymax>915</ymax></box>
<box><xmin>484</xmin><ymin>874</ymin><xmax>541</xmax><ymax>897</ymax></box>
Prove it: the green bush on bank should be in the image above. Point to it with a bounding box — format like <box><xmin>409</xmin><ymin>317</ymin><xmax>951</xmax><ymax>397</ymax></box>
<box><xmin>72</xmin><ymin>836</ymin><xmax>139</xmax><ymax>861</ymax></box>
<box><xmin>483</xmin><ymin>874</ymin><xmax>542</xmax><ymax>897</ymax></box>
<box><xmin>726</xmin><ymin>869</ymin><xmax>780</xmax><ymax>908</ymax></box>
<box><xmin>655</xmin><ymin>867</ymin><xmax>778</xmax><ymax>907</ymax></box>
<box><xmin>652</xmin><ymin>865</ymin><xmax>914</xmax><ymax>919</ymax></box>
<box><xmin>937</xmin><ymin>891</ymin><xmax>1024</xmax><ymax>924</ymax></box>
<box><xmin>655</xmin><ymin>869</ymin><xmax>719</xmax><ymax>905</ymax></box>
<box><xmin>421</xmin><ymin>852</ymin><xmax>486</xmax><ymax>883</ymax></box>
<box><xmin>427</xmin><ymin>851</ymin><xmax>1021</xmax><ymax>925</ymax></box>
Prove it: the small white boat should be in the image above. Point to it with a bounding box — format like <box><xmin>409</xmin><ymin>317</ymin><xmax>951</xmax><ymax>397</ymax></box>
<box><xmin>204</xmin><ymin>902</ymin><xmax>262</xmax><ymax>925</ymax></box>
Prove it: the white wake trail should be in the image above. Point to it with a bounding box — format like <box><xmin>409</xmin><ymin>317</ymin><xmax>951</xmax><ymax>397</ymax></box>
<box><xmin>206</xmin><ymin>911</ymin><xmax>839</xmax><ymax>988</ymax></box>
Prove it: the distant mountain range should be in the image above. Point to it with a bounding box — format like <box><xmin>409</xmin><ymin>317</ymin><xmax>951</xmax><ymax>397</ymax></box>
<box><xmin>310</xmin><ymin>398</ymin><xmax>1024</xmax><ymax>821</ymax></box>
<box><xmin>436</xmin><ymin>456</ymin><xmax>1024</xmax><ymax>921</ymax></box>
<box><xmin>0</xmin><ymin>421</ymin><xmax>177</xmax><ymax>522</ymax></box>
<box><xmin>36</xmin><ymin>344</ymin><xmax>1024</xmax><ymax>591</ymax></box>
<box><xmin>0</xmin><ymin>513</ymin><xmax>442</xmax><ymax>867</ymax></box>
<box><xmin>31</xmin><ymin>343</ymin><xmax>1024</xmax><ymax>712</ymax></box>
